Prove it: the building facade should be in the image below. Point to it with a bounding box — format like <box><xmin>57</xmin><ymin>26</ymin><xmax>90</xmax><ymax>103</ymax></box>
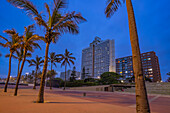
<box><xmin>116</xmin><ymin>51</ymin><xmax>161</xmax><ymax>82</ymax></box>
<box><xmin>81</xmin><ymin>37</ymin><xmax>115</xmax><ymax>78</ymax></box>
<box><xmin>60</xmin><ymin>70</ymin><xmax>81</xmax><ymax>81</ymax></box>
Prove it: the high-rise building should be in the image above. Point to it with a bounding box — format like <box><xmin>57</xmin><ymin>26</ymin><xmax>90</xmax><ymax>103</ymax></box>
<box><xmin>81</xmin><ymin>37</ymin><xmax>115</xmax><ymax>78</ymax></box>
<box><xmin>116</xmin><ymin>51</ymin><xmax>161</xmax><ymax>82</ymax></box>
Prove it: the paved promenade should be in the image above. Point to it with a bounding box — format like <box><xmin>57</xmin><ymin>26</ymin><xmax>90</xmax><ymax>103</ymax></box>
<box><xmin>0</xmin><ymin>85</ymin><xmax>169</xmax><ymax>113</ymax></box>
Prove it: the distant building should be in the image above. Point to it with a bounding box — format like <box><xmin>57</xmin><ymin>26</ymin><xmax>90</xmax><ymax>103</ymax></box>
<box><xmin>60</xmin><ymin>70</ymin><xmax>81</xmax><ymax>81</ymax></box>
<box><xmin>81</xmin><ymin>37</ymin><xmax>115</xmax><ymax>78</ymax></box>
<box><xmin>116</xmin><ymin>51</ymin><xmax>161</xmax><ymax>82</ymax></box>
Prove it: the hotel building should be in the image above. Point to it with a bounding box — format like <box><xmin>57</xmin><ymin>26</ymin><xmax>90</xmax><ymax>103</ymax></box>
<box><xmin>81</xmin><ymin>37</ymin><xmax>115</xmax><ymax>78</ymax></box>
<box><xmin>116</xmin><ymin>51</ymin><xmax>161</xmax><ymax>82</ymax></box>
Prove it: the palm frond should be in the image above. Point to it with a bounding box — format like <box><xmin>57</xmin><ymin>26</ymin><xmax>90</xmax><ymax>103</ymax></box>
<box><xmin>0</xmin><ymin>42</ymin><xmax>6</xmax><ymax>47</ymax></box>
<box><xmin>0</xmin><ymin>35</ymin><xmax>9</xmax><ymax>42</ymax></box>
<box><xmin>29</xmin><ymin>63</ymin><xmax>35</xmax><ymax>67</ymax></box>
<box><xmin>24</xmin><ymin>24</ymin><xmax>35</xmax><ymax>36</ymax></box>
<box><xmin>34</xmin><ymin>17</ymin><xmax>48</xmax><ymax>29</ymax></box>
<box><xmin>7</xmin><ymin>0</ymin><xmax>41</xmax><ymax>19</ymax></box>
<box><xmin>67</xmin><ymin>60</ymin><xmax>70</xmax><ymax>67</ymax></box>
<box><xmin>57</xmin><ymin>20</ymin><xmax>79</xmax><ymax>34</ymax></box>
<box><xmin>68</xmin><ymin>56</ymin><xmax>76</xmax><ymax>60</ymax></box>
<box><xmin>32</xmin><ymin>42</ymin><xmax>41</xmax><ymax>50</ymax></box>
<box><xmin>26</xmin><ymin>52</ymin><xmax>32</xmax><ymax>57</ymax></box>
<box><xmin>39</xmin><ymin>60</ymin><xmax>44</xmax><ymax>64</ymax></box>
<box><xmin>53</xmin><ymin>63</ymin><xmax>57</xmax><ymax>67</ymax></box>
<box><xmin>69</xmin><ymin>59</ymin><xmax>74</xmax><ymax>65</ymax></box>
<box><xmin>45</xmin><ymin>3</ymin><xmax>52</xmax><ymax>28</ymax></box>
<box><xmin>5</xmin><ymin>54</ymin><xmax>10</xmax><ymax>58</ymax></box>
<box><xmin>52</xmin><ymin>11</ymin><xmax>86</xmax><ymax>31</ymax></box>
<box><xmin>27</xmin><ymin>59</ymin><xmax>32</xmax><ymax>64</ymax></box>
<box><xmin>3</xmin><ymin>29</ymin><xmax>17</xmax><ymax>36</ymax></box>
<box><xmin>61</xmin><ymin>60</ymin><xmax>65</xmax><ymax>67</ymax></box>
<box><xmin>31</xmin><ymin>59</ymin><xmax>37</xmax><ymax>64</ymax></box>
<box><xmin>51</xmin><ymin>0</ymin><xmax>67</xmax><ymax>26</ymax></box>
<box><xmin>105</xmin><ymin>0</ymin><xmax>124</xmax><ymax>18</ymax></box>
<box><xmin>70</xmin><ymin>11</ymin><xmax>87</xmax><ymax>24</ymax></box>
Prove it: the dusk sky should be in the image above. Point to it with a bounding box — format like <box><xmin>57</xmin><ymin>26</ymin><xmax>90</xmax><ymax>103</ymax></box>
<box><xmin>0</xmin><ymin>0</ymin><xmax>170</xmax><ymax>81</ymax></box>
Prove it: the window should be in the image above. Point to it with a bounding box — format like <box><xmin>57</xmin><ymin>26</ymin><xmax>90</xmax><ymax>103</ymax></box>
<box><xmin>148</xmin><ymin>68</ymin><xmax>153</xmax><ymax>71</ymax></box>
<box><xmin>148</xmin><ymin>58</ymin><xmax>151</xmax><ymax>60</ymax></box>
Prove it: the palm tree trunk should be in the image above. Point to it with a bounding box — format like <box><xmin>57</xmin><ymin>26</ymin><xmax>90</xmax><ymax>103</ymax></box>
<box><xmin>50</xmin><ymin>62</ymin><xmax>52</xmax><ymax>90</ymax></box>
<box><xmin>37</xmin><ymin>43</ymin><xmax>49</xmax><ymax>103</ymax></box>
<box><xmin>63</xmin><ymin>63</ymin><xmax>67</xmax><ymax>90</ymax></box>
<box><xmin>14</xmin><ymin>49</ymin><xmax>27</xmax><ymax>96</ymax></box>
<box><xmin>17</xmin><ymin>60</ymin><xmax>21</xmax><ymax>76</ymax></box>
<box><xmin>4</xmin><ymin>52</ymin><xmax>13</xmax><ymax>92</ymax></box>
<box><xmin>33</xmin><ymin>66</ymin><xmax>38</xmax><ymax>89</ymax></box>
<box><xmin>126</xmin><ymin>0</ymin><xmax>150</xmax><ymax>112</ymax></box>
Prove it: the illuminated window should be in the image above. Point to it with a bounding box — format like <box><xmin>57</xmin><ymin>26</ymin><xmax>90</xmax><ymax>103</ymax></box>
<box><xmin>148</xmin><ymin>68</ymin><xmax>152</xmax><ymax>71</ymax></box>
<box><xmin>120</xmin><ymin>72</ymin><xmax>122</xmax><ymax>74</ymax></box>
<box><xmin>148</xmin><ymin>58</ymin><xmax>151</xmax><ymax>60</ymax></box>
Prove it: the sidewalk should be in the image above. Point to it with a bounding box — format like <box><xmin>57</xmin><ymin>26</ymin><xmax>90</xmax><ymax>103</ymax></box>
<box><xmin>0</xmin><ymin>88</ymin><xmax>136</xmax><ymax>113</ymax></box>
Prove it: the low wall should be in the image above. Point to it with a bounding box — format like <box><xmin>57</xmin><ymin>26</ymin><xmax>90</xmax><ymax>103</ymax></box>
<box><xmin>69</xmin><ymin>85</ymin><xmax>110</xmax><ymax>91</ymax></box>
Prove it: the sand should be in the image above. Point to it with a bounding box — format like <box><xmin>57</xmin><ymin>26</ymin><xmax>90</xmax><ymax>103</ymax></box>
<box><xmin>0</xmin><ymin>88</ymin><xmax>136</xmax><ymax>113</ymax></box>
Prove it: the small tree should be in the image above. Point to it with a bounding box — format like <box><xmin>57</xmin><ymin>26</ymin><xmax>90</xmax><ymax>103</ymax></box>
<box><xmin>70</xmin><ymin>66</ymin><xmax>77</xmax><ymax>82</ymax></box>
<box><xmin>46</xmin><ymin>70</ymin><xmax>57</xmax><ymax>87</ymax></box>
<box><xmin>27</xmin><ymin>71</ymin><xmax>34</xmax><ymax>83</ymax></box>
<box><xmin>100</xmin><ymin>72</ymin><xmax>122</xmax><ymax>85</ymax></box>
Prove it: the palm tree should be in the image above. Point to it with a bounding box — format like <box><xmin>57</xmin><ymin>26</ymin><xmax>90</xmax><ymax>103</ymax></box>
<box><xmin>0</xmin><ymin>29</ymin><xmax>20</xmax><ymax>92</ymax></box>
<box><xmin>27</xmin><ymin>55</ymin><xmax>44</xmax><ymax>89</ymax></box>
<box><xmin>48</xmin><ymin>52</ymin><xmax>61</xmax><ymax>89</ymax></box>
<box><xmin>8</xmin><ymin>0</ymin><xmax>86</xmax><ymax>103</ymax></box>
<box><xmin>14</xmin><ymin>24</ymin><xmax>41</xmax><ymax>96</ymax></box>
<box><xmin>5</xmin><ymin>47</ymin><xmax>32</xmax><ymax>77</ymax></box>
<box><xmin>105</xmin><ymin>0</ymin><xmax>150</xmax><ymax>112</ymax></box>
<box><xmin>60</xmin><ymin>49</ymin><xmax>75</xmax><ymax>90</ymax></box>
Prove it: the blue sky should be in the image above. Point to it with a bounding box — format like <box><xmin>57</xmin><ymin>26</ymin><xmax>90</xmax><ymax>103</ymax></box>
<box><xmin>0</xmin><ymin>0</ymin><xmax>170</xmax><ymax>81</ymax></box>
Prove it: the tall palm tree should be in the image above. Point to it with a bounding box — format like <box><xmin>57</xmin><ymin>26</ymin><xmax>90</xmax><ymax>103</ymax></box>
<box><xmin>8</xmin><ymin>0</ymin><xmax>86</xmax><ymax>103</ymax></box>
<box><xmin>14</xmin><ymin>24</ymin><xmax>41</xmax><ymax>96</ymax></box>
<box><xmin>60</xmin><ymin>49</ymin><xmax>75</xmax><ymax>90</ymax></box>
<box><xmin>105</xmin><ymin>0</ymin><xmax>150</xmax><ymax>112</ymax></box>
<box><xmin>48</xmin><ymin>52</ymin><xmax>61</xmax><ymax>89</ymax></box>
<box><xmin>5</xmin><ymin>47</ymin><xmax>32</xmax><ymax>76</ymax></box>
<box><xmin>28</xmin><ymin>55</ymin><xmax>44</xmax><ymax>89</ymax></box>
<box><xmin>0</xmin><ymin>29</ymin><xmax>20</xmax><ymax>92</ymax></box>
